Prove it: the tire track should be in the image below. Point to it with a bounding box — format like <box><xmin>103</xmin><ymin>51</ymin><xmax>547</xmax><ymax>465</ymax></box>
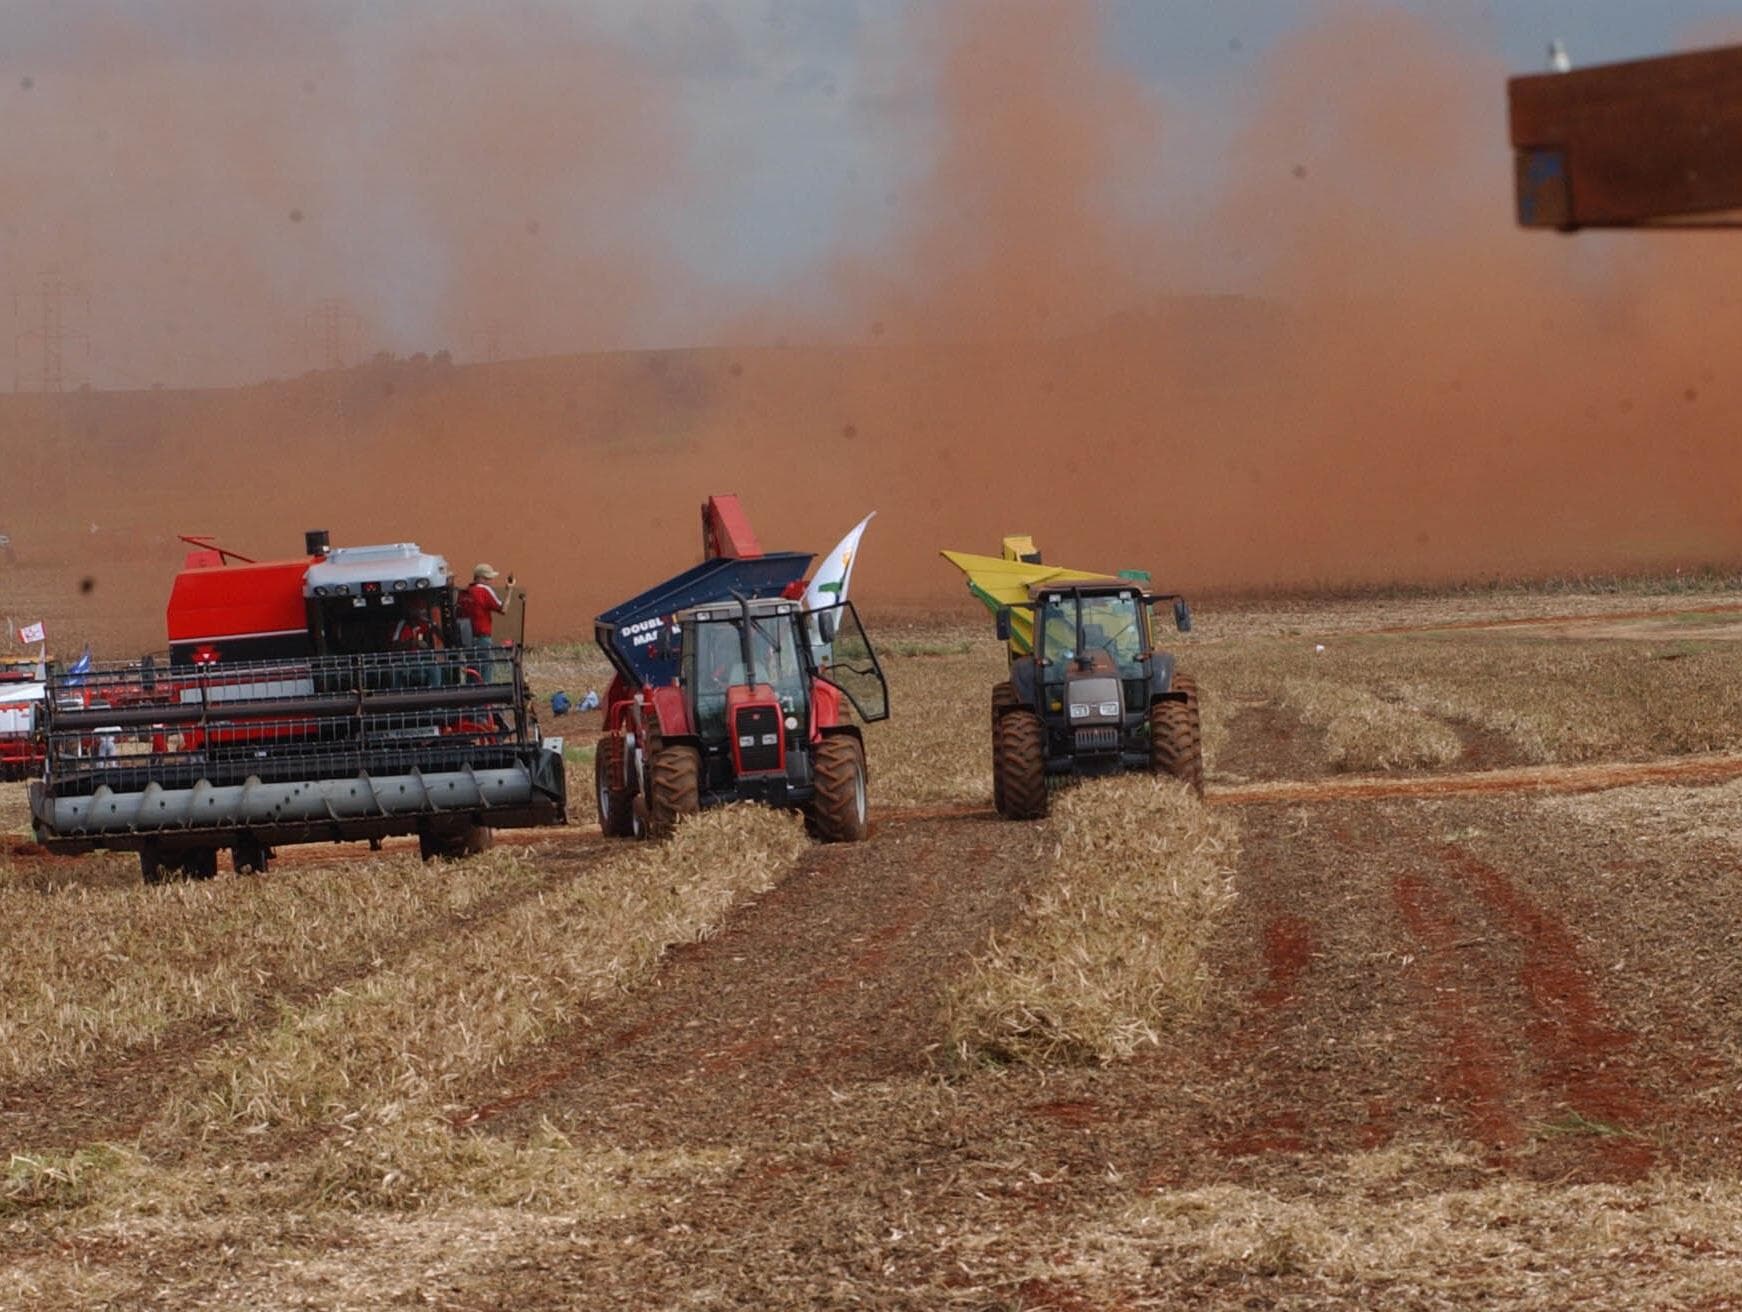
<box><xmin>456</xmin><ymin>815</ymin><xmax>1033</xmax><ymax>1137</ymax></box>
<box><xmin>1213</xmin><ymin>751</ymin><xmax>1742</xmax><ymax>807</ymax></box>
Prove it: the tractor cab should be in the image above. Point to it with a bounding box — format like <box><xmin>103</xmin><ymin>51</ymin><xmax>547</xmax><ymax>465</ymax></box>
<box><xmin>675</xmin><ymin>596</ymin><xmax>888</xmax><ymax>799</ymax></box>
<box><xmin>1016</xmin><ymin>583</ymin><xmax>1192</xmax><ymax>727</ymax></box>
<box><xmin>305</xmin><ymin>544</ymin><xmax>457</xmax><ymax>654</ymax></box>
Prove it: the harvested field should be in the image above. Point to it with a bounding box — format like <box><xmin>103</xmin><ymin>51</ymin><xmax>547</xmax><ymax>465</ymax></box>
<box><xmin>5</xmin><ymin>587</ymin><xmax>1742</xmax><ymax>1308</ymax></box>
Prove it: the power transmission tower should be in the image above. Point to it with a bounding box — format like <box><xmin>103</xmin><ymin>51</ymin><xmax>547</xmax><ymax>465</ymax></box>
<box><xmin>13</xmin><ymin>268</ymin><xmax>90</xmax><ymax>393</ymax></box>
<box><xmin>304</xmin><ymin>297</ymin><xmax>361</xmax><ymax>371</ymax></box>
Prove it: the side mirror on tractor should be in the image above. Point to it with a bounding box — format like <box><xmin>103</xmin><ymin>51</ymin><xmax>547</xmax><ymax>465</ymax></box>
<box><xmin>1173</xmin><ymin>598</ymin><xmax>1193</xmax><ymax>633</ymax></box>
<box><xmin>995</xmin><ymin>607</ymin><xmax>1014</xmax><ymax>642</ymax></box>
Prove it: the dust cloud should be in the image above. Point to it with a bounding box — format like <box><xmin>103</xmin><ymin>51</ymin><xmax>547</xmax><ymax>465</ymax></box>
<box><xmin>3</xmin><ymin>2</ymin><xmax>1741</xmax><ymax>655</ymax></box>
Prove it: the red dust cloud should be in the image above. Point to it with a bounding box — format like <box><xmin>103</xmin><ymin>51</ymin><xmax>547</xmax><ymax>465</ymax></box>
<box><xmin>4</xmin><ymin>2</ymin><xmax>1742</xmax><ymax>655</ymax></box>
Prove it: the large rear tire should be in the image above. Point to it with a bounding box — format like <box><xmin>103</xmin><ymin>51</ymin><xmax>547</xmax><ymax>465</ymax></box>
<box><xmin>990</xmin><ymin>682</ymin><xmax>1018</xmax><ymax>814</ymax></box>
<box><xmin>595</xmin><ymin>733</ymin><xmax>637</xmax><ymax>838</ymax></box>
<box><xmin>808</xmin><ymin>735</ymin><xmax>869</xmax><ymax>842</ymax></box>
<box><xmin>647</xmin><ymin>745</ymin><xmax>700</xmax><ymax>839</ymax></box>
<box><xmin>1150</xmin><ymin>694</ymin><xmax>1203</xmax><ymax>795</ymax></box>
<box><xmin>995</xmin><ymin>709</ymin><xmax>1048</xmax><ymax>820</ymax></box>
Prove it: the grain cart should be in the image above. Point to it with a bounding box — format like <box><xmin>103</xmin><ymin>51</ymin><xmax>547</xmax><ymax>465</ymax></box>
<box><xmin>28</xmin><ymin>531</ymin><xmax>566</xmax><ymax>881</ymax></box>
<box><xmin>942</xmin><ymin>537</ymin><xmax>1200</xmax><ymax>819</ymax></box>
<box><xmin>593</xmin><ymin>497</ymin><xmax>890</xmax><ymax>841</ymax></box>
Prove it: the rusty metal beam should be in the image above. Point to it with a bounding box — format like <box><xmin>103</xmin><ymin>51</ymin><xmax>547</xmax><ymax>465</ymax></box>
<box><xmin>1509</xmin><ymin>43</ymin><xmax>1742</xmax><ymax>229</ymax></box>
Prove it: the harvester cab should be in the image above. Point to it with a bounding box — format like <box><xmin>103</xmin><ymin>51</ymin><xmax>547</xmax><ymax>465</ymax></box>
<box><xmin>942</xmin><ymin>539</ymin><xmax>1201</xmax><ymax>819</ymax></box>
<box><xmin>28</xmin><ymin>531</ymin><xmax>566</xmax><ymax>882</ymax></box>
<box><xmin>594</xmin><ymin>496</ymin><xmax>890</xmax><ymax>842</ymax></box>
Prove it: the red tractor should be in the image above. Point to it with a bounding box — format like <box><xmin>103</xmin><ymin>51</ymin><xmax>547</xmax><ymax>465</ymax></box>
<box><xmin>28</xmin><ymin>531</ymin><xmax>566</xmax><ymax>881</ymax></box>
<box><xmin>593</xmin><ymin>498</ymin><xmax>890</xmax><ymax>841</ymax></box>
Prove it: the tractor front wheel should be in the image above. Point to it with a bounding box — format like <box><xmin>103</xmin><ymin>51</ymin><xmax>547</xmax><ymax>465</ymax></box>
<box><xmin>1150</xmin><ymin>693</ymin><xmax>1204</xmax><ymax>794</ymax></box>
<box><xmin>595</xmin><ymin>733</ymin><xmax>638</xmax><ymax>838</ymax></box>
<box><xmin>994</xmin><ymin>709</ymin><xmax>1048</xmax><ymax>820</ymax></box>
<box><xmin>808</xmin><ymin>735</ymin><xmax>868</xmax><ymax>842</ymax></box>
<box><xmin>647</xmin><ymin>745</ymin><xmax>701</xmax><ymax>839</ymax></box>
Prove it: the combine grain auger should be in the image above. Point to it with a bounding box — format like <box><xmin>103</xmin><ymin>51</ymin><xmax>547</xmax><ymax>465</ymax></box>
<box><xmin>592</xmin><ymin>496</ymin><xmax>889</xmax><ymax>841</ymax></box>
<box><xmin>943</xmin><ymin>536</ymin><xmax>1201</xmax><ymax>819</ymax></box>
<box><xmin>28</xmin><ymin>531</ymin><xmax>566</xmax><ymax>881</ymax></box>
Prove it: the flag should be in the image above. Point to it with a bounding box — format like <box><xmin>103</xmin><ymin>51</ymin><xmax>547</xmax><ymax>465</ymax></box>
<box><xmin>18</xmin><ymin>621</ymin><xmax>44</xmax><ymax>645</ymax></box>
<box><xmin>65</xmin><ymin>645</ymin><xmax>92</xmax><ymax>685</ymax></box>
<box><xmin>803</xmin><ymin>512</ymin><xmax>875</xmax><ymax>613</ymax></box>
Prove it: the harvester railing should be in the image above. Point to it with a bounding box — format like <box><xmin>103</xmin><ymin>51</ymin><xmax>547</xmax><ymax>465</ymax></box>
<box><xmin>37</xmin><ymin>648</ymin><xmax>535</xmax><ymax>799</ymax></box>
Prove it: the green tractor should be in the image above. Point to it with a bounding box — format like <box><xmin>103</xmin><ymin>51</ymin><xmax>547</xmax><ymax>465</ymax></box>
<box><xmin>943</xmin><ymin>538</ymin><xmax>1200</xmax><ymax>819</ymax></box>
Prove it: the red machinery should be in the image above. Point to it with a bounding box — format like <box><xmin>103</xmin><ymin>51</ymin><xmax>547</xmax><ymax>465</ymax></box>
<box><xmin>29</xmin><ymin>531</ymin><xmax>566</xmax><ymax>881</ymax></box>
<box><xmin>0</xmin><ymin>661</ymin><xmax>46</xmax><ymax>782</ymax></box>
<box><xmin>593</xmin><ymin>496</ymin><xmax>889</xmax><ymax>841</ymax></box>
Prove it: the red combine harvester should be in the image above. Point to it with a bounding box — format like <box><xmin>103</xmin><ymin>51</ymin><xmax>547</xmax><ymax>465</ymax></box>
<box><xmin>593</xmin><ymin>496</ymin><xmax>889</xmax><ymax>841</ymax></box>
<box><xmin>28</xmin><ymin>531</ymin><xmax>566</xmax><ymax>881</ymax></box>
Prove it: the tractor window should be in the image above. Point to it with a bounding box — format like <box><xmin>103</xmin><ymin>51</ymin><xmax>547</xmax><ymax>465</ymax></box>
<box><xmin>808</xmin><ymin>600</ymin><xmax>890</xmax><ymax>723</ymax></box>
<box><xmin>1037</xmin><ymin>592</ymin><xmax>1144</xmax><ymax>678</ymax></box>
<box><xmin>748</xmin><ymin>615</ymin><xmax>807</xmax><ymax>709</ymax></box>
<box><xmin>685</xmin><ymin>613</ymin><xmax>808</xmax><ymax>738</ymax></box>
<box><xmin>1079</xmin><ymin>593</ymin><xmax>1144</xmax><ymax>675</ymax></box>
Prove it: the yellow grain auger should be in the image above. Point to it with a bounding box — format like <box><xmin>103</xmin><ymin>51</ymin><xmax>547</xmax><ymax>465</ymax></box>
<box><xmin>941</xmin><ymin>537</ymin><xmax>1200</xmax><ymax>818</ymax></box>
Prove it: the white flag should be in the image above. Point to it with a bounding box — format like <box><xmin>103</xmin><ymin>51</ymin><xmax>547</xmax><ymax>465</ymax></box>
<box><xmin>803</xmin><ymin>512</ymin><xmax>875</xmax><ymax>613</ymax></box>
<box><xmin>18</xmin><ymin>621</ymin><xmax>45</xmax><ymax>645</ymax></box>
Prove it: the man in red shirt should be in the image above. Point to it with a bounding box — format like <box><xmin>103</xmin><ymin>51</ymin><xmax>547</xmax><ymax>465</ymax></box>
<box><xmin>457</xmin><ymin>564</ymin><xmax>514</xmax><ymax>679</ymax></box>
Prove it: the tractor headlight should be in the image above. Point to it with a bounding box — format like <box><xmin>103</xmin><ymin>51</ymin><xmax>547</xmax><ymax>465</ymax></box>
<box><xmin>1068</xmin><ymin>703</ymin><xmax>1090</xmax><ymax>719</ymax></box>
<box><xmin>391</xmin><ymin>578</ymin><xmax>408</xmax><ymax>592</ymax></box>
<box><xmin>1099</xmin><ymin>700</ymin><xmax>1120</xmax><ymax>717</ymax></box>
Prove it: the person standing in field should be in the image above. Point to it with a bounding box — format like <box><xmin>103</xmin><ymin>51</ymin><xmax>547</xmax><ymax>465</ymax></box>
<box><xmin>457</xmin><ymin>564</ymin><xmax>514</xmax><ymax>680</ymax></box>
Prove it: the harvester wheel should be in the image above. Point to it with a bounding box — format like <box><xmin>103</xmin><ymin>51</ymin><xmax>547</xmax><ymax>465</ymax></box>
<box><xmin>1150</xmin><ymin>695</ymin><xmax>1203</xmax><ymax>795</ymax></box>
<box><xmin>808</xmin><ymin>735</ymin><xmax>868</xmax><ymax>842</ymax></box>
<box><xmin>231</xmin><ymin>837</ymin><xmax>271</xmax><ymax>876</ymax></box>
<box><xmin>177</xmin><ymin>848</ymin><xmax>219</xmax><ymax>881</ymax></box>
<box><xmin>419</xmin><ymin>822</ymin><xmax>491</xmax><ymax>862</ymax></box>
<box><xmin>995</xmin><ymin>710</ymin><xmax>1048</xmax><ymax>820</ymax></box>
<box><xmin>596</xmin><ymin>733</ymin><xmax>637</xmax><ymax>838</ymax></box>
<box><xmin>647</xmin><ymin>745</ymin><xmax>700</xmax><ymax>840</ymax></box>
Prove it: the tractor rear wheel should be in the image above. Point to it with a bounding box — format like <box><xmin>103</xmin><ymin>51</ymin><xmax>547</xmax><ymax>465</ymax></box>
<box><xmin>990</xmin><ymin>682</ymin><xmax>1018</xmax><ymax>813</ymax></box>
<box><xmin>808</xmin><ymin>735</ymin><xmax>868</xmax><ymax>842</ymax></box>
<box><xmin>595</xmin><ymin>733</ymin><xmax>637</xmax><ymax>838</ymax></box>
<box><xmin>995</xmin><ymin>709</ymin><xmax>1048</xmax><ymax>820</ymax></box>
<box><xmin>1150</xmin><ymin>695</ymin><xmax>1204</xmax><ymax>794</ymax></box>
<box><xmin>647</xmin><ymin>745</ymin><xmax>700</xmax><ymax>839</ymax></box>
<box><xmin>1172</xmin><ymin>670</ymin><xmax>1198</xmax><ymax>706</ymax></box>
